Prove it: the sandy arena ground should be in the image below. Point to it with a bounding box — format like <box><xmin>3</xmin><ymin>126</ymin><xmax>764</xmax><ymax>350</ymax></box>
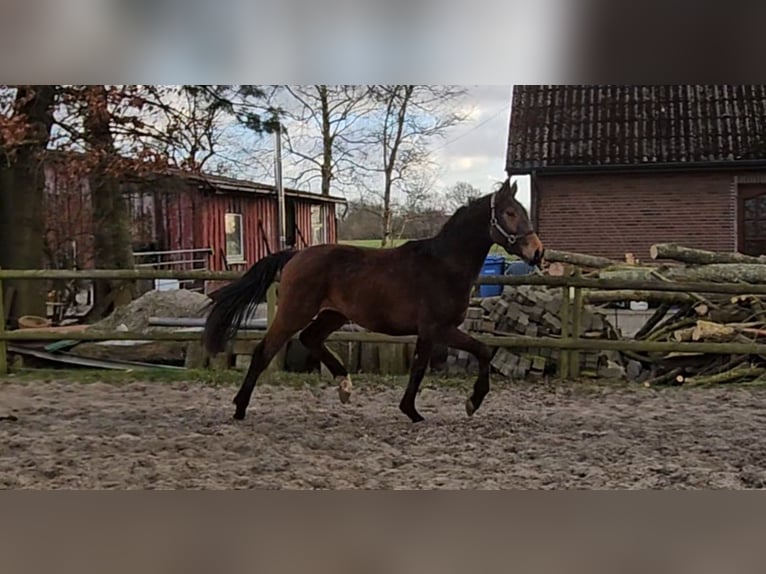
<box><xmin>2</xmin><ymin>376</ymin><xmax>766</xmax><ymax>489</ymax></box>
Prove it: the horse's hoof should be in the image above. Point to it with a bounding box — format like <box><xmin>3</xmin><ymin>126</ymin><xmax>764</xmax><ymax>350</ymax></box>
<box><xmin>337</xmin><ymin>375</ymin><xmax>353</xmax><ymax>404</ymax></box>
<box><xmin>465</xmin><ymin>398</ymin><xmax>476</xmax><ymax>417</ymax></box>
<box><xmin>399</xmin><ymin>401</ymin><xmax>424</xmax><ymax>423</ymax></box>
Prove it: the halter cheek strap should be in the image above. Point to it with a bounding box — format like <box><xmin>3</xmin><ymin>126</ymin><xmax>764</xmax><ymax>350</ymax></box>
<box><xmin>490</xmin><ymin>191</ymin><xmax>534</xmax><ymax>248</ymax></box>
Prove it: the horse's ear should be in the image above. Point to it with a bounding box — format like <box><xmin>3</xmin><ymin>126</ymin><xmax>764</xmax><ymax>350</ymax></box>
<box><xmin>499</xmin><ymin>178</ymin><xmax>517</xmax><ymax>199</ymax></box>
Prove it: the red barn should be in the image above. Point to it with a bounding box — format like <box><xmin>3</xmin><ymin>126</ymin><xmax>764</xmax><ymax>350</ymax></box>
<box><xmin>44</xmin><ymin>163</ymin><xmax>347</xmax><ymax>280</ymax></box>
<box><xmin>506</xmin><ymin>85</ymin><xmax>766</xmax><ymax>260</ymax></box>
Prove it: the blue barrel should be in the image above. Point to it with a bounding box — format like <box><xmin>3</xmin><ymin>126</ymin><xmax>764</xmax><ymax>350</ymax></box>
<box><xmin>505</xmin><ymin>260</ymin><xmax>537</xmax><ymax>276</ymax></box>
<box><xmin>479</xmin><ymin>255</ymin><xmax>506</xmax><ymax>297</ymax></box>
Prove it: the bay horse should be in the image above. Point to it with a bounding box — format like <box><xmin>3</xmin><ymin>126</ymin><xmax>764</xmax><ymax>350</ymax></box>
<box><xmin>202</xmin><ymin>178</ymin><xmax>544</xmax><ymax>422</ymax></box>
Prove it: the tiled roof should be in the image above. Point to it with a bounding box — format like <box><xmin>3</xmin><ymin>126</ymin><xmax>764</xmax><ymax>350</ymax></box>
<box><xmin>506</xmin><ymin>85</ymin><xmax>766</xmax><ymax>173</ymax></box>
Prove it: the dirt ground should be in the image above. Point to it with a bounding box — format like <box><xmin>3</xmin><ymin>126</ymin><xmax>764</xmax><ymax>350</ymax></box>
<box><xmin>2</xmin><ymin>376</ymin><xmax>766</xmax><ymax>489</ymax></box>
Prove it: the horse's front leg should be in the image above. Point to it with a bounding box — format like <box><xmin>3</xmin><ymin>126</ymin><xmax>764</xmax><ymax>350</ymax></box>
<box><xmin>399</xmin><ymin>336</ymin><xmax>433</xmax><ymax>423</ymax></box>
<box><xmin>440</xmin><ymin>327</ymin><xmax>493</xmax><ymax>416</ymax></box>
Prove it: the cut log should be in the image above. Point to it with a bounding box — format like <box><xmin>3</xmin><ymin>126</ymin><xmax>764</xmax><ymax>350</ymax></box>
<box><xmin>693</xmin><ymin>303</ymin><xmax>709</xmax><ymax>316</ymax></box>
<box><xmin>599</xmin><ymin>264</ymin><xmax>766</xmax><ymax>284</ymax></box>
<box><xmin>692</xmin><ymin>320</ymin><xmax>736</xmax><ymax>342</ymax></box>
<box><xmin>644</xmin><ymin>366</ymin><xmax>684</xmax><ymax>386</ymax></box>
<box><xmin>672</xmin><ymin>326</ymin><xmax>695</xmax><ymax>342</ymax></box>
<box><xmin>547</xmin><ymin>262</ymin><xmax>572</xmax><ymax>277</ymax></box>
<box><xmin>544</xmin><ymin>249</ymin><xmax>618</xmax><ymax>269</ymax></box>
<box><xmin>583</xmin><ymin>290</ymin><xmax>694</xmax><ymax>304</ymax></box>
<box><xmin>634</xmin><ymin>303</ymin><xmax>672</xmax><ymax>340</ymax></box>
<box><xmin>684</xmin><ymin>365</ymin><xmax>765</xmax><ymax>386</ymax></box>
<box><xmin>650</xmin><ymin>243</ymin><xmax>766</xmax><ymax>265</ymax></box>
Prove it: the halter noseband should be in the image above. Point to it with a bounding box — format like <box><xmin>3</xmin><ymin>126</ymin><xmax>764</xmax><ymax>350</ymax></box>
<box><xmin>490</xmin><ymin>191</ymin><xmax>532</xmax><ymax>248</ymax></box>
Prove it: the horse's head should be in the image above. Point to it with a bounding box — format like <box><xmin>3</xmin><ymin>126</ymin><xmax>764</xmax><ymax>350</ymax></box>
<box><xmin>489</xmin><ymin>178</ymin><xmax>545</xmax><ymax>267</ymax></box>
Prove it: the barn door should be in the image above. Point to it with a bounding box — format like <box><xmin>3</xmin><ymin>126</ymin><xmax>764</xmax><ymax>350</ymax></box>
<box><xmin>739</xmin><ymin>186</ymin><xmax>766</xmax><ymax>256</ymax></box>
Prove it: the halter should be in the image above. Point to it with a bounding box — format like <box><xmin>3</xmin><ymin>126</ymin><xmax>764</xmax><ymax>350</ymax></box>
<box><xmin>490</xmin><ymin>190</ymin><xmax>532</xmax><ymax>248</ymax></box>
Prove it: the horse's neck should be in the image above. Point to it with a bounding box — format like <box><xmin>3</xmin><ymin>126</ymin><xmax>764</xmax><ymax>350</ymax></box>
<box><xmin>431</xmin><ymin>197</ymin><xmax>494</xmax><ymax>279</ymax></box>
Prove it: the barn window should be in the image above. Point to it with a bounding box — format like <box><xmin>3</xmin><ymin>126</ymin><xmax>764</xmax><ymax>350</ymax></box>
<box><xmin>225</xmin><ymin>212</ymin><xmax>245</xmax><ymax>263</ymax></box>
<box><xmin>310</xmin><ymin>204</ymin><xmax>326</xmax><ymax>244</ymax></box>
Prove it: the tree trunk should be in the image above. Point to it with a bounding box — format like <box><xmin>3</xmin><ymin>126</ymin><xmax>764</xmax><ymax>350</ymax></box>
<box><xmin>599</xmin><ymin>264</ymin><xmax>766</xmax><ymax>284</ymax></box>
<box><xmin>82</xmin><ymin>86</ymin><xmax>135</xmax><ymax>321</ymax></box>
<box><xmin>545</xmin><ymin>249</ymin><xmax>618</xmax><ymax>269</ymax></box>
<box><xmin>583</xmin><ymin>290</ymin><xmax>695</xmax><ymax>304</ymax></box>
<box><xmin>379</xmin><ymin>86</ymin><xmax>412</xmax><ymax>247</ymax></box>
<box><xmin>649</xmin><ymin>243</ymin><xmax>766</xmax><ymax>265</ymax></box>
<box><xmin>0</xmin><ymin>86</ymin><xmax>56</xmax><ymax>323</ymax></box>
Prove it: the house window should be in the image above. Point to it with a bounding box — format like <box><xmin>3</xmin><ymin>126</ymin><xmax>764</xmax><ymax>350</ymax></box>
<box><xmin>225</xmin><ymin>212</ymin><xmax>245</xmax><ymax>263</ymax></box>
<box><xmin>310</xmin><ymin>204</ymin><xmax>326</xmax><ymax>244</ymax></box>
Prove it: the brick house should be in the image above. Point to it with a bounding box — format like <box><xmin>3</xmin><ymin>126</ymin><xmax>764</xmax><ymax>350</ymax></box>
<box><xmin>506</xmin><ymin>85</ymin><xmax>766</xmax><ymax>260</ymax></box>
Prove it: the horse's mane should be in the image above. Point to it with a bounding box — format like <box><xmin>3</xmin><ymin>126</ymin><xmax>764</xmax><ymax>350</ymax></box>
<box><xmin>435</xmin><ymin>179</ymin><xmax>508</xmax><ymax>236</ymax></box>
<box><xmin>401</xmin><ymin>180</ymin><xmax>507</xmax><ymax>255</ymax></box>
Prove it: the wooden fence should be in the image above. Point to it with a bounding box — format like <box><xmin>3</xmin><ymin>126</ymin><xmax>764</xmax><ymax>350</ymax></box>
<box><xmin>3</xmin><ymin>268</ymin><xmax>766</xmax><ymax>376</ymax></box>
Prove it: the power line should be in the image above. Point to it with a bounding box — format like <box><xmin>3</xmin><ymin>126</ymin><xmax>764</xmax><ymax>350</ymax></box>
<box><xmin>431</xmin><ymin>104</ymin><xmax>509</xmax><ymax>153</ymax></box>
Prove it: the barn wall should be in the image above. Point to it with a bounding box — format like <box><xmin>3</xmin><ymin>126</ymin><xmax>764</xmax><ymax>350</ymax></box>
<box><xmin>534</xmin><ymin>171</ymin><xmax>737</xmax><ymax>260</ymax></box>
<box><xmin>294</xmin><ymin>201</ymin><xmax>313</xmax><ymax>247</ymax></box>
<box><xmin>42</xmin><ymin>161</ymin><xmax>344</xmax><ymax>276</ymax></box>
<box><xmin>201</xmin><ymin>192</ymin><xmax>278</xmax><ymax>272</ymax></box>
<box><xmin>293</xmin><ymin>200</ymin><xmax>339</xmax><ymax>246</ymax></box>
<box><xmin>326</xmin><ymin>203</ymin><xmax>337</xmax><ymax>243</ymax></box>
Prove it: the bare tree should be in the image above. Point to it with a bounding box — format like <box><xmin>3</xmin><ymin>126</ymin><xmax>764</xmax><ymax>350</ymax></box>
<box><xmin>444</xmin><ymin>181</ymin><xmax>483</xmax><ymax>212</ymax></box>
<box><xmin>267</xmin><ymin>85</ymin><xmax>373</xmax><ymax>196</ymax></box>
<box><xmin>359</xmin><ymin>85</ymin><xmax>469</xmax><ymax>246</ymax></box>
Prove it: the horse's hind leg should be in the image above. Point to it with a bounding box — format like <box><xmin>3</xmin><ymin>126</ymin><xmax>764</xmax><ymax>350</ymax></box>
<box><xmin>439</xmin><ymin>327</ymin><xmax>493</xmax><ymax>416</ymax></box>
<box><xmin>232</xmin><ymin>310</ymin><xmax>313</xmax><ymax>420</ymax></box>
<box><xmin>298</xmin><ymin>310</ymin><xmax>353</xmax><ymax>403</ymax></box>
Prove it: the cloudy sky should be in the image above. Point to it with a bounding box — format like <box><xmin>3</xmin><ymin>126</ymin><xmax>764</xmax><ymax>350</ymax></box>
<box><xmin>222</xmin><ymin>85</ymin><xmax>531</xmax><ymax>211</ymax></box>
<box><xmin>430</xmin><ymin>85</ymin><xmax>531</xmax><ymax>210</ymax></box>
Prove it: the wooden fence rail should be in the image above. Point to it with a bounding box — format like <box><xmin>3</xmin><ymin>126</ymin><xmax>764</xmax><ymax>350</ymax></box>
<box><xmin>3</xmin><ymin>267</ymin><xmax>766</xmax><ymax>377</ymax></box>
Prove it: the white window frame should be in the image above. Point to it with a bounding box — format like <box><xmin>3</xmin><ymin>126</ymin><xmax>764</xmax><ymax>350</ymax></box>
<box><xmin>310</xmin><ymin>204</ymin><xmax>327</xmax><ymax>245</ymax></box>
<box><xmin>224</xmin><ymin>212</ymin><xmax>245</xmax><ymax>264</ymax></box>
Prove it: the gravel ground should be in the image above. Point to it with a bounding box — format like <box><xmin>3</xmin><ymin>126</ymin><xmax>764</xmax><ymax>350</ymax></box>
<box><xmin>2</xmin><ymin>377</ymin><xmax>766</xmax><ymax>489</ymax></box>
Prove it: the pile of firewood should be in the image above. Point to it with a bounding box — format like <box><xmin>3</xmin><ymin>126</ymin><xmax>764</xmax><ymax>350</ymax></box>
<box><xmin>627</xmin><ymin>293</ymin><xmax>766</xmax><ymax>386</ymax></box>
<box><xmin>445</xmin><ymin>285</ymin><xmax>625</xmax><ymax>380</ymax></box>
<box><xmin>443</xmin><ymin>243</ymin><xmax>766</xmax><ymax>386</ymax></box>
<box><xmin>548</xmin><ymin>242</ymin><xmax>766</xmax><ymax>385</ymax></box>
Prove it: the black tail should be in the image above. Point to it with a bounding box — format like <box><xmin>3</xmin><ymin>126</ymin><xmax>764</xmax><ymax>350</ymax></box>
<box><xmin>202</xmin><ymin>249</ymin><xmax>297</xmax><ymax>354</ymax></box>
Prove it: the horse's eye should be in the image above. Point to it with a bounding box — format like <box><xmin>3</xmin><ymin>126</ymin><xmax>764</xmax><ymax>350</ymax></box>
<box><xmin>505</xmin><ymin>210</ymin><xmax>516</xmax><ymax>218</ymax></box>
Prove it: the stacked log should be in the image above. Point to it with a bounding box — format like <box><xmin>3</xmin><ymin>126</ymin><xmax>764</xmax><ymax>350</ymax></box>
<box><xmin>445</xmin><ymin>285</ymin><xmax>624</xmax><ymax>380</ymax></box>
<box><xmin>622</xmin><ymin>292</ymin><xmax>766</xmax><ymax>386</ymax></box>
<box><xmin>590</xmin><ymin>243</ymin><xmax>766</xmax><ymax>385</ymax></box>
<box><xmin>445</xmin><ymin>243</ymin><xmax>766</xmax><ymax>386</ymax></box>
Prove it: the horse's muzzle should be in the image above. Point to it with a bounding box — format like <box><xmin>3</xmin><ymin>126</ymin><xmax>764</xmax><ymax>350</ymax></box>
<box><xmin>522</xmin><ymin>234</ymin><xmax>545</xmax><ymax>267</ymax></box>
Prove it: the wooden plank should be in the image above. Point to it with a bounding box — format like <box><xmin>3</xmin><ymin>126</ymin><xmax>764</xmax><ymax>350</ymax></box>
<box><xmin>559</xmin><ymin>286</ymin><xmax>570</xmax><ymax>379</ymax></box>
<box><xmin>359</xmin><ymin>342</ymin><xmax>379</xmax><ymax>373</ymax></box>
<box><xmin>184</xmin><ymin>342</ymin><xmax>208</xmax><ymax>369</ymax></box>
<box><xmin>378</xmin><ymin>343</ymin><xmax>409</xmax><ymax>375</ymax></box>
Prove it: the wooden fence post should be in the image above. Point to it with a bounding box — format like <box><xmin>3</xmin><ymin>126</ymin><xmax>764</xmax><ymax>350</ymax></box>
<box><xmin>559</xmin><ymin>285</ymin><xmax>570</xmax><ymax>380</ymax></box>
<box><xmin>267</xmin><ymin>282</ymin><xmax>277</xmax><ymax>326</ymax></box>
<box><xmin>571</xmin><ymin>284</ymin><xmax>583</xmax><ymax>378</ymax></box>
<box><xmin>265</xmin><ymin>281</ymin><xmax>285</xmax><ymax>372</ymax></box>
<box><xmin>0</xmin><ymin>273</ymin><xmax>6</xmax><ymax>375</ymax></box>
